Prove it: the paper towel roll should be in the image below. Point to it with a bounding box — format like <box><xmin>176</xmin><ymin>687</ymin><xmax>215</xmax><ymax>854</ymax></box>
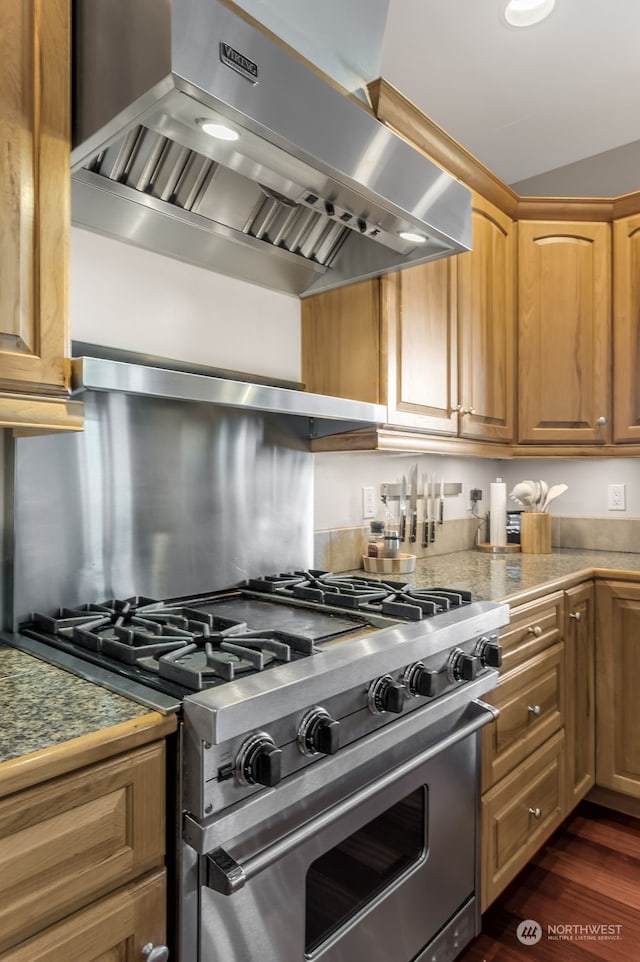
<box><xmin>490</xmin><ymin>478</ymin><xmax>507</xmax><ymax>546</ymax></box>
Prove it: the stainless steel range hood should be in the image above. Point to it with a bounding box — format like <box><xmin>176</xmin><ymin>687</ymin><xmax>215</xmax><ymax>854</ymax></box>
<box><xmin>71</xmin><ymin>0</ymin><xmax>472</xmax><ymax>297</ymax></box>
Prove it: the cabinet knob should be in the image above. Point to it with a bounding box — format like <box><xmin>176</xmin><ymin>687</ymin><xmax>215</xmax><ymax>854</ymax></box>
<box><xmin>528</xmin><ymin>807</ymin><xmax>542</xmax><ymax>819</ymax></box>
<box><xmin>455</xmin><ymin>404</ymin><xmax>476</xmax><ymax>416</ymax></box>
<box><xmin>596</xmin><ymin>416</ymin><xmax>607</xmax><ymax>426</ymax></box>
<box><xmin>569</xmin><ymin>611</ymin><xmax>581</xmax><ymax>622</ymax></box>
<box><xmin>142</xmin><ymin>945</ymin><xmax>169</xmax><ymax>962</ymax></box>
<box><xmin>528</xmin><ymin>704</ymin><xmax>542</xmax><ymax>717</ymax></box>
<box><xmin>527</xmin><ymin>625</ymin><xmax>543</xmax><ymax>637</ymax></box>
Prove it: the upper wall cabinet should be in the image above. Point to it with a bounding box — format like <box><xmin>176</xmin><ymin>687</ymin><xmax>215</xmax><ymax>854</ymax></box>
<box><xmin>613</xmin><ymin>213</ymin><xmax>640</xmax><ymax>442</ymax></box>
<box><xmin>301</xmin><ymin>193</ymin><xmax>515</xmax><ymax>446</ymax></box>
<box><xmin>517</xmin><ymin>221</ymin><xmax>611</xmax><ymax>445</ymax></box>
<box><xmin>0</xmin><ymin>0</ymin><xmax>82</xmax><ymax>432</ymax></box>
<box><xmin>457</xmin><ymin>194</ymin><xmax>515</xmax><ymax>443</ymax></box>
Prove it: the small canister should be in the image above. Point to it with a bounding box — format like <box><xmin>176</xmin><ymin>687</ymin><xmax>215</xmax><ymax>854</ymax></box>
<box><xmin>367</xmin><ymin>520</ymin><xmax>385</xmax><ymax>557</ymax></box>
<box><xmin>383</xmin><ymin>528</ymin><xmax>400</xmax><ymax>559</ymax></box>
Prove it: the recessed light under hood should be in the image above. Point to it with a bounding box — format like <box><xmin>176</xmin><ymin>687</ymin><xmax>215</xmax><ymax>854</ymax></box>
<box><xmin>71</xmin><ymin>0</ymin><xmax>472</xmax><ymax>297</ymax></box>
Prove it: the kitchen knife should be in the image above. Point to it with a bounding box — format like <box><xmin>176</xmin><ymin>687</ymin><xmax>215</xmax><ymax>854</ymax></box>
<box><xmin>439</xmin><ymin>478</ymin><xmax>445</xmax><ymax>525</ymax></box>
<box><xmin>421</xmin><ymin>472</ymin><xmax>429</xmax><ymax>548</ymax></box>
<box><xmin>409</xmin><ymin>464</ymin><xmax>418</xmax><ymax>543</ymax></box>
<box><xmin>429</xmin><ymin>473</ymin><xmax>436</xmax><ymax>543</ymax></box>
<box><xmin>400</xmin><ymin>475</ymin><xmax>407</xmax><ymax>542</ymax></box>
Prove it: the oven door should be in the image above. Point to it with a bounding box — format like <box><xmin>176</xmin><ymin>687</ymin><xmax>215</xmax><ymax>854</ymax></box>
<box><xmin>184</xmin><ymin>700</ymin><xmax>495</xmax><ymax>962</ymax></box>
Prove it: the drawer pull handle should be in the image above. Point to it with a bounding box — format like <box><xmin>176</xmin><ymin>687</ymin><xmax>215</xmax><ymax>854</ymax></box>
<box><xmin>528</xmin><ymin>704</ymin><xmax>542</xmax><ymax>717</ymax></box>
<box><xmin>527</xmin><ymin>625</ymin><xmax>543</xmax><ymax>637</ymax></box>
<box><xmin>570</xmin><ymin>611</ymin><xmax>581</xmax><ymax>622</ymax></box>
<box><xmin>142</xmin><ymin>945</ymin><xmax>169</xmax><ymax>962</ymax></box>
<box><xmin>528</xmin><ymin>807</ymin><xmax>542</xmax><ymax>819</ymax></box>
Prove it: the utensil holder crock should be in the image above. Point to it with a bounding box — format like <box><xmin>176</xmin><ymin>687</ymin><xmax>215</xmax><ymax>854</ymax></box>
<box><xmin>520</xmin><ymin>512</ymin><xmax>551</xmax><ymax>554</ymax></box>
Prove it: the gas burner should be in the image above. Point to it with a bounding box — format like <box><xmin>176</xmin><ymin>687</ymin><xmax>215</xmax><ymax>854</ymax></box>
<box><xmin>379</xmin><ymin>588</ymin><xmax>473</xmax><ymax>621</ymax></box>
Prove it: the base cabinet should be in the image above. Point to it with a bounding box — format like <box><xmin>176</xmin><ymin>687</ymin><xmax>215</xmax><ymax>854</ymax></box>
<box><xmin>565</xmin><ymin>583</ymin><xmax>595</xmax><ymax>805</ymax></box>
<box><xmin>595</xmin><ymin>580</ymin><xmax>640</xmax><ymax>797</ymax></box>
<box><xmin>0</xmin><ymin>740</ymin><xmax>169</xmax><ymax>959</ymax></box>
<box><xmin>0</xmin><ymin>871</ymin><xmax>166</xmax><ymax>962</ymax></box>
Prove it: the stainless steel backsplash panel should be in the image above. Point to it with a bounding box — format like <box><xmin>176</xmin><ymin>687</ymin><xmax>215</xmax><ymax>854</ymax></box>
<box><xmin>11</xmin><ymin>393</ymin><xmax>312</xmax><ymax>625</ymax></box>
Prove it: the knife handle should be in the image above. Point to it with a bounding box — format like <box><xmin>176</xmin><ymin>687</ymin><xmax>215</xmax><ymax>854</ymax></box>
<box><xmin>439</xmin><ymin>499</ymin><xmax>444</xmax><ymax>525</ymax></box>
<box><xmin>410</xmin><ymin>513</ymin><xmax>417</xmax><ymax>543</ymax></box>
<box><xmin>430</xmin><ymin>520</ymin><xmax>436</xmax><ymax>543</ymax></box>
<box><xmin>400</xmin><ymin>514</ymin><xmax>406</xmax><ymax>542</ymax></box>
<box><xmin>422</xmin><ymin>521</ymin><xmax>429</xmax><ymax>549</ymax></box>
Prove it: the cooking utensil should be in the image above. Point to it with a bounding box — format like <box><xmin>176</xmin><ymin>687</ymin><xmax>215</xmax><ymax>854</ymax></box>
<box><xmin>409</xmin><ymin>464</ymin><xmax>418</xmax><ymax>543</ymax></box>
<box><xmin>429</xmin><ymin>474</ymin><xmax>436</xmax><ymax>543</ymax></box>
<box><xmin>400</xmin><ymin>475</ymin><xmax>407</xmax><ymax>541</ymax></box>
<box><xmin>421</xmin><ymin>473</ymin><xmax>429</xmax><ymax>548</ymax></box>
<box><xmin>541</xmin><ymin>483</ymin><xmax>568</xmax><ymax>511</ymax></box>
<box><xmin>509</xmin><ymin>481</ymin><xmax>537</xmax><ymax>511</ymax></box>
<box><xmin>439</xmin><ymin>478</ymin><xmax>445</xmax><ymax>525</ymax></box>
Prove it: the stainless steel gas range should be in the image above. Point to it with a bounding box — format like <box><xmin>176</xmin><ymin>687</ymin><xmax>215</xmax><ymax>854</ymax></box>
<box><xmin>17</xmin><ymin>570</ymin><xmax>509</xmax><ymax>962</ymax></box>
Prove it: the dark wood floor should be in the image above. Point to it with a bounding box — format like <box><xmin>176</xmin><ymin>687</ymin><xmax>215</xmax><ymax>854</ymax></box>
<box><xmin>457</xmin><ymin>802</ymin><xmax>640</xmax><ymax>961</ymax></box>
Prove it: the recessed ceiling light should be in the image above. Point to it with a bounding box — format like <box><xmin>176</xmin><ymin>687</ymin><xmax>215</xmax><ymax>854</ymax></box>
<box><xmin>197</xmin><ymin>119</ymin><xmax>239</xmax><ymax>141</ymax></box>
<box><xmin>399</xmin><ymin>231</ymin><xmax>427</xmax><ymax>244</ymax></box>
<box><xmin>504</xmin><ymin>0</ymin><xmax>555</xmax><ymax>27</ymax></box>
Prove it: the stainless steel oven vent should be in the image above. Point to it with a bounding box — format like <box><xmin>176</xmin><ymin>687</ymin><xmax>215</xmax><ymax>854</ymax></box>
<box><xmin>83</xmin><ymin>125</ymin><xmax>350</xmax><ymax>269</ymax></box>
<box><xmin>71</xmin><ymin>0</ymin><xmax>472</xmax><ymax>297</ymax></box>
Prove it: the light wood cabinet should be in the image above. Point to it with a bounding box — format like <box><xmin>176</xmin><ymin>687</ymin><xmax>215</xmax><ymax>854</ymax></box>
<box><xmin>0</xmin><ymin>870</ymin><xmax>166</xmax><ymax>962</ymax></box>
<box><xmin>595</xmin><ymin>580</ymin><xmax>640</xmax><ymax>798</ymax></box>
<box><xmin>0</xmin><ymin>0</ymin><xmax>82</xmax><ymax>431</ymax></box>
<box><xmin>481</xmin><ymin>590</ymin><xmax>567</xmax><ymax>910</ymax></box>
<box><xmin>517</xmin><ymin>220</ymin><xmax>611</xmax><ymax>444</ymax></box>
<box><xmin>302</xmin><ymin>194</ymin><xmax>515</xmax><ymax>444</ymax></box>
<box><xmin>613</xmin><ymin>213</ymin><xmax>640</xmax><ymax>442</ymax></box>
<box><xmin>0</xmin><ymin>739</ymin><xmax>168</xmax><ymax>957</ymax></box>
<box><xmin>482</xmin><ymin>643</ymin><xmax>564</xmax><ymax>791</ymax></box>
<box><xmin>481</xmin><ymin>730</ymin><xmax>566</xmax><ymax>911</ymax></box>
<box><xmin>456</xmin><ymin>194</ymin><xmax>515</xmax><ymax>442</ymax></box>
<box><xmin>564</xmin><ymin>582</ymin><xmax>595</xmax><ymax>805</ymax></box>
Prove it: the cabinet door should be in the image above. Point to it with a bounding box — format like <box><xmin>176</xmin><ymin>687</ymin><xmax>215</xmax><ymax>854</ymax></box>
<box><xmin>382</xmin><ymin>261</ymin><xmax>458</xmax><ymax>432</ymax></box>
<box><xmin>613</xmin><ymin>214</ymin><xmax>640</xmax><ymax>442</ymax></box>
<box><xmin>517</xmin><ymin>221</ymin><xmax>611</xmax><ymax>444</ymax></box>
<box><xmin>301</xmin><ymin>279</ymin><xmax>381</xmax><ymax>404</ymax></box>
<box><xmin>595</xmin><ymin>580</ymin><xmax>640</xmax><ymax>797</ymax></box>
<box><xmin>0</xmin><ymin>870</ymin><xmax>166</xmax><ymax>962</ymax></box>
<box><xmin>0</xmin><ymin>0</ymin><xmax>70</xmax><ymax>397</ymax></box>
<box><xmin>565</xmin><ymin>582</ymin><xmax>595</xmax><ymax>806</ymax></box>
<box><xmin>457</xmin><ymin>195</ymin><xmax>515</xmax><ymax>441</ymax></box>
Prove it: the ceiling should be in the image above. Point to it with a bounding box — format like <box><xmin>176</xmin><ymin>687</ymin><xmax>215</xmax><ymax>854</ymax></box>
<box><xmin>378</xmin><ymin>0</ymin><xmax>640</xmax><ymax>195</ymax></box>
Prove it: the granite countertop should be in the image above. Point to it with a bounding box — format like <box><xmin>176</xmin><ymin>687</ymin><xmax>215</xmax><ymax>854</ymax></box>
<box><xmin>349</xmin><ymin>548</ymin><xmax>640</xmax><ymax>603</ymax></box>
<box><xmin>0</xmin><ymin>643</ymin><xmax>152</xmax><ymax>765</ymax></box>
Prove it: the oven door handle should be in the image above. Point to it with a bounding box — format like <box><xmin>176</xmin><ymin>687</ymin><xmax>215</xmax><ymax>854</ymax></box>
<box><xmin>205</xmin><ymin>698</ymin><xmax>499</xmax><ymax>895</ymax></box>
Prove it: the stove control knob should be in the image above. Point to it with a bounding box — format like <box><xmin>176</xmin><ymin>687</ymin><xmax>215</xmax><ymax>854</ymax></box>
<box><xmin>298</xmin><ymin>707</ymin><xmax>340</xmax><ymax>756</ymax></box>
<box><xmin>475</xmin><ymin>634</ymin><xmax>502</xmax><ymax>668</ymax></box>
<box><xmin>368</xmin><ymin>675</ymin><xmax>405</xmax><ymax>715</ymax></box>
<box><xmin>235</xmin><ymin>732</ymin><xmax>282</xmax><ymax>788</ymax></box>
<box><xmin>447</xmin><ymin>648</ymin><xmax>481</xmax><ymax>683</ymax></box>
<box><xmin>403</xmin><ymin>662</ymin><xmax>449</xmax><ymax>698</ymax></box>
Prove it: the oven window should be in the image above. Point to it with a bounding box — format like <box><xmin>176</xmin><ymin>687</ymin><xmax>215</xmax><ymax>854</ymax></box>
<box><xmin>305</xmin><ymin>786</ymin><xmax>427</xmax><ymax>954</ymax></box>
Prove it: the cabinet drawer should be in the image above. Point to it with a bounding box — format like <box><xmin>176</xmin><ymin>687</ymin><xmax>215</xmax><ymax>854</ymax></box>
<box><xmin>0</xmin><ymin>869</ymin><xmax>165</xmax><ymax>962</ymax></box>
<box><xmin>482</xmin><ymin>643</ymin><xmax>564</xmax><ymax>791</ymax></box>
<box><xmin>501</xmin><ymin>591</ymin><xmax>564</xmax><ymax>672</ymax></box>
<box><xmin>481</xmin><ymin>730</ymin><xmax>566</xmax><ymax>911</ymax></box>
<box><xmin>0</xmin><ymin>742</ymin><xmax>165</xmax><ymax>953</ymax></box>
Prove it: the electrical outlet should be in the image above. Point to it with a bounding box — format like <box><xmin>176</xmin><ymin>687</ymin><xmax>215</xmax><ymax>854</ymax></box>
<box><xmin>362</xmin><ymin>486</ymin><xmax>376</xmax><ymax>518</ymax></box>
<box><xmin>608</xmin><ymin>483</ymin><xmax>626</xmax><ymax>511</ymax></box>
<box><xmin>470</xmin><ymin>488</ymin><xmax>483</xmax><ymax>504</ymax></box>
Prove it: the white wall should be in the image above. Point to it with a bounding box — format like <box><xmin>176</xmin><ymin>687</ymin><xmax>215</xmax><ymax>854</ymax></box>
<box><xmin>314</xmin><ymin>452</ymin><xmax>502</xmax><ymax>529</ymax></box>
<box><xmin>71</xmin><ymin>228</ymin><xmax>301</xmax><ymax>382</ymax></box>
<box><xmin>499</xmin><ymin>459</ymin><xmax>640</xmax><ymax>518</ymax></box>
